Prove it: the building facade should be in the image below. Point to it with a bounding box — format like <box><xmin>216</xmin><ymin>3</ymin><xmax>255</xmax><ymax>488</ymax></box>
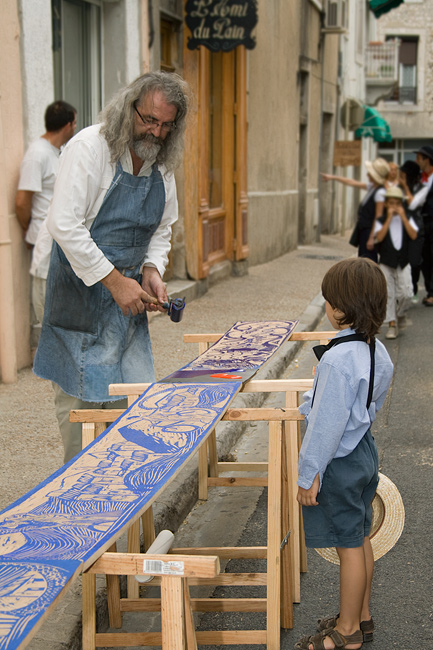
<box><xmin>0</xmin><ymin>0</ymin><xmax>341</xmax><ymax>381</ymax></box>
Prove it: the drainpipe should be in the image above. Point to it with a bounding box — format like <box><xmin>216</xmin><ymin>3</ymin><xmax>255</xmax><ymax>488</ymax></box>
<box><xmin>0</xmin><ymin>103</ymin><xmax>18</xmax><ymax>383</ymax></box>
<box><xmin>316</xmin><ymin>8</ymin><xmax>326</xmax><ymax>243</ymax></box>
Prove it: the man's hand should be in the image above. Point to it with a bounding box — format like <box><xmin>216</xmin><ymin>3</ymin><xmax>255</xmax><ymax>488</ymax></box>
<box><xmin>297</xmin><ymin>474</ymin><xmax>320</xmax><ymax>506</ymax></box>
<box><xmin>141</xmin><ymin>266</ymin><xmax>168</xmax><ymax>313</ymax></box>
<box><xmin>101</xmin><ymin>268</ymin><xmax>158</xmax><ymax>316</ymax></box>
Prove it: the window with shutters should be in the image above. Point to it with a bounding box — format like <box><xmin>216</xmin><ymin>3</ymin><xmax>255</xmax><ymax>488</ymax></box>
<box><xmin>160</xmin><ymin>19</ymin><xmax>176</xmax><ymax>72</ymax></box>
<box><xmin>386</xmin><ymin>36</ymin><xmax>418</xmax><ymax>104</ymax></box>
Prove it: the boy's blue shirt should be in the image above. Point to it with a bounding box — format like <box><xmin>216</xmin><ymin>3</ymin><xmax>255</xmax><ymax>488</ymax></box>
<box><xmin>297</xmin><ymin>327</ymin><xmax>394</xmax><ymax>490</ymax></box>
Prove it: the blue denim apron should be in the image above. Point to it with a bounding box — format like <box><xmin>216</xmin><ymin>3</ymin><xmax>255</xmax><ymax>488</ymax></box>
<box><xmin>34</xmin><ymin>161</ymin><xmax>165</xmax><ymax>402</ymax></box>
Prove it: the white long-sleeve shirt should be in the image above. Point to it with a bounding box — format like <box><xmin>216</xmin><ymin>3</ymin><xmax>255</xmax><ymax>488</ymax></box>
<box><xmin>43</xmin><ymin>124</ymin><xmax>178</xmax><ymax>286</ymax></box>
<box><xmin>408</xmin><ymin>172</ymin><xmax>433</xmax><ymax>212</ymax></box>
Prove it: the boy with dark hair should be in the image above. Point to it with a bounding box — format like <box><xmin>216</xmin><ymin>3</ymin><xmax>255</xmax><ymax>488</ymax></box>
<box><xmin>374</xmin><ymin>186</ymin><xmax>418</xmax><ymax>340</ymax></box>
<box><xmin>295</xmin><ymin>258</ymin><xmax>393</xmax><ymax>650</ymax></box>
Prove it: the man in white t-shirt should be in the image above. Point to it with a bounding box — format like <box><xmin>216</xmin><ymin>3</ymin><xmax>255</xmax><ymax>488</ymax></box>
<box><xmin>16</xmin><ymin>101</ymin><xmax>77</xmax><ymax>323</ymax></box>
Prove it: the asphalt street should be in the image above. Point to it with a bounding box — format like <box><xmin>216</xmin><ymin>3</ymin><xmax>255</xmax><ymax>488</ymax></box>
<box><xmin>191</xmin><ymin>298</ymin><xmax>433</xmax><ymax>650</ymax></box>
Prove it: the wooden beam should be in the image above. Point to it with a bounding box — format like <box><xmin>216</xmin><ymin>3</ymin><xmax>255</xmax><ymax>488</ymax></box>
<box><xmin>216</xmin><ymin>461</ymin><xmax>267</xmax><ymax>472</ymax></box>
<box><xmin>95</xmin><ymin>631</ymin><xmax>162</xmax><ymax>646</ymax></box>
<box><xmin>108</xmin><ymin>382</ymin><xmax>152</xmax><ymax>396</ymax></box>
<box><xmin>222</xmin><ymin>408</ymin><xmax>303</xmax><ymax>421</ymax></box>
<box><xmin>82</xmin><ymin>572</ymin><xmax>96</xmax><ymax>650</ymax></box>
<box><xmin>107</xmin><ymin>378</ymin><xmax>314</xmax><ymax>397</ymax></box>
<box><xmin>170</xmin><ymin>546</ymin><xmax>267</xmax><ymax>559</ymax></box>
<box><xmin>243</xmin><ymin>379</ymin><xmax>313</xmax><ymax>392</ymax></box>
<box><xmin>88</xmin><ymin>553</ymin><xmax>220</xmax><ymax>579</ymax></box>
<box><xmin>196</xmin><ymin>629</ymin><xmax>267</xmax><ymax>644</ymax></box>
<box><xmin>110</xmin><ymin>572</ymin><xmax>267</xmax><ymax>588</ymax></box>
<box><xmin>161</xmin><ymin>576</ymin><xmax>185</xmax><ymax>650</ymax></box>
<box><xmin>208</xmin><ymin>477</ymin><xmax>268</xmax><ymax>487</ymax></box>
<box><xmin>70</xmin><ymin>409</ymin><xmax>124</xmax><ymax>423</ymax></box>
<box><xmin>183</xmin><ymin>580</ymin><xmax>197</xmax><ymax>650</ymax></box>
<box><xmin>186</xmin><ymin>573</ymin><xmax>267</xmax><ymax>587</ymax></box>
<box><xmin>267</xmin><ymin>421</ymin><xmax>283</xmax><ymax>649</ymax></box>
<box><xmin>280</xmin><ymin>429</ymin><xmax>294</xmax><ymax>629</ymax></box>
<box><xmin>120</xmin><ymin>598</ymin><xmax>268</xmax><ymax>613</ymax></box>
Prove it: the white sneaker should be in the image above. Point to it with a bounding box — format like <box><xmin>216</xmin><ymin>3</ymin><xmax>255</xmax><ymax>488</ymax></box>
<box><xmin>385</xmin><ymin>325</ymin><xmax>398</xmax><ymax>340</ymax></box>
<box><xmin>397</xmin><ymin>315</ymin><xmax>407</xmax><ymax>330</ymax></box>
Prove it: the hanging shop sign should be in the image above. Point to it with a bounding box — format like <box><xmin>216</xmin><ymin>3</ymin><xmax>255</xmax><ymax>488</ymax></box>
<box><xmin>185</xmin><ymin>0</ymin><xmax>258</xmax><ymax>52</ymax></box>
<box><xmin>333</xmin><ymin>140</ymin><xmax>362</xmax><ymax>167</ymax></box>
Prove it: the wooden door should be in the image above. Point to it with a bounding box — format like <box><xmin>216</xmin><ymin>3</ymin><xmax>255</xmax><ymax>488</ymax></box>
<box><xmin>184</xmin><ymin>44</ymin><xmax>249</xmax><ymax>280</ymax></box>
<box><xmin>199</xmin><ymin>49</ymin><xmax>234</xmax><ymax>273</ymax></box>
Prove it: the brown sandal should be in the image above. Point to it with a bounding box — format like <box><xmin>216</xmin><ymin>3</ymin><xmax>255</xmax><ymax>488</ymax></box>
<box><xmin>295</xmin><ymin>628</ymin><xmax>363</xmax><ymax>650</ymax></box>
<box><xmin>317</xmin><ymin>614</ymin><xmax>374</xmax><ymax>643</ymax></box>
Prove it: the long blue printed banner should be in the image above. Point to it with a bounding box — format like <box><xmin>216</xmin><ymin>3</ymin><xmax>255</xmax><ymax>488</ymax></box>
<box><xmin>0</xmin><ymin>320</ymin><xmax>297</xmax><ymax>650</ymax></box>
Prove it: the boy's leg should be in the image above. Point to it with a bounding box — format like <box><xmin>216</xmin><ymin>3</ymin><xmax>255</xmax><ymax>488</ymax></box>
<box><xmin>380</xmin><ymin>264</ymin><xmax>397</xmax><ymax>323</ymax></box>
<box><xmin>395</xmin><ymin>265</ymin><xmax>413</xmax><ymax>317</ymax></box>
<box><xmin>361</xmin><ymin>536</ymin><xmax>374</xmax><ymax>622</ymax></box>
<box><xmin>335</xmin><ymin>545</ymin><xmax>365</xmax><ymax>643</ymax></box>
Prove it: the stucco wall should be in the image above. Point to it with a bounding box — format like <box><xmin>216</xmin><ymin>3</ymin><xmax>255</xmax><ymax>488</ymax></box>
<box><xmin>18</xmin><ymin>0</ymin><xmax>54</xmax><ymax>146</ymax></box>
<box><xmin>104</xmin><ymin>0</ymin><xmax>143</xmax><ymax>103</ymax></box>
<box><xmin>247</xmin><ymin>0</ymin><xmax>340</xmax><ymax>264</ymax></box>
<box><xmin>246</xmin><ymin>0</ymin><xmax>300</xmax><ymax>266</ymax></box>
<box><xmin>0</xmin><ymin>0</ymin><xmax>31</xmax><ymax>380</ymax></box>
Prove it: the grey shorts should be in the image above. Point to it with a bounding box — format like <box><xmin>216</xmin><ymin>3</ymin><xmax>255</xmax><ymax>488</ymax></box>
<box><xmin>302</xmin><ymin>429</ymin><xmax>379</xmax><ymax>549</ymax></box>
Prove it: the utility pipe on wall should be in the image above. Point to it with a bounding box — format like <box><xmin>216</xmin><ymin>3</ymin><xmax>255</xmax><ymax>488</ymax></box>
<box><xmin>0</xmin><ymin>103</ymin><xmax>18</xmax><ymax>383</ymax></box>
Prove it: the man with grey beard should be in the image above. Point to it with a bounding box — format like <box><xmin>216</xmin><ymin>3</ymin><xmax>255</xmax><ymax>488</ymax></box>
<box><xmin>33</xmin><ymin>72</ymin><xmax>189</xmax><ymax>463</ymax></box>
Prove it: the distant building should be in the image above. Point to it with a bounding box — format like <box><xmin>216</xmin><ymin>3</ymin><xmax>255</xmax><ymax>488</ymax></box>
<box><xmin>375</xmin><ymin>0</ymin><xmax>433</xmax><ymax>162</ymax></box>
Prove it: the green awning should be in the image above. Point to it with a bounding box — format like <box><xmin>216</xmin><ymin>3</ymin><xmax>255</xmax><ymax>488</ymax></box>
<box><xmin>355</xmin><ymin>106</ymin><xmax>392</xmax><ymax>143</ymax></box>
<box><xmin>369</xmin><ymin>0</ymin><xmax>404</xmax><ymax>18</ymax></box>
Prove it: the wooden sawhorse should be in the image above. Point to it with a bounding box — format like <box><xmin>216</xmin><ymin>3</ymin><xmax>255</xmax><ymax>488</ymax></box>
<box><xmin>72</xmin><ymin>403</ymin><xmax>304</xmax><ymax>648</ymax></box>
<box><xmin>71</xmin><ymin>406</ymin><xmax>155</xmax><ymax>602</ymax></box>
<box><xmin>82</xmin><ymin>552</ymin><xmax>220</xmax><ymax>650</ymax></box>
<box><xmin>180</xmin><ymin>329</ymin><xmax>334</xmax><ymax>602</ymax></box>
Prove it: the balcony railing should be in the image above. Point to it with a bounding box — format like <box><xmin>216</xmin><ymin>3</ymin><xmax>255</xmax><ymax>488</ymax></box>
<box><xmin>365</xmin><ymin>39</ymin><xmax>400</xmax><ymax>81</ymax></box>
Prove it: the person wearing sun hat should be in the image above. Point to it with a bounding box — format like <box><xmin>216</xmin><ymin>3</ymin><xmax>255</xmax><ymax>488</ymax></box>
<box><xmin>374</xmin><ymin>186</ymin><xmax>419</xmax><ymax>339</ymax></box>
<box><xmin>321</xmin><ymin>157</ymin><xmax>389</xmax><ymax>261</ymax></box>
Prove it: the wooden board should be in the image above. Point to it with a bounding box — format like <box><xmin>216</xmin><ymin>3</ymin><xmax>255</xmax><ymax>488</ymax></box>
<box><xmin>0</xmin><ymin>320</ymin><xmax>297</xmax><ymax>650</ymax></box>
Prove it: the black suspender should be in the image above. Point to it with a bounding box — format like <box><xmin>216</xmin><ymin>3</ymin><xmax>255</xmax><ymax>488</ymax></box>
<box><xmin>312</xmin><ymin>334</ymin><xmax>376</xmax><ymax>410</ymax></box>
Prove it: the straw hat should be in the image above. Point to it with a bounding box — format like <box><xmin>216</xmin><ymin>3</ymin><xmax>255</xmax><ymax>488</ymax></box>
<box><xmin>385</xmin><ymin>186</ymin><xmax>404</xmax><ymax>200</ymax></box>
<box><xmin>315</xmin><ymin>473</ymin><xmax>405</xmax><ymax>565</ymax></box>
<box><xmin>365</xmin><ymin>158</ymin><xmax>390</xmax><ymax>185</ymax></box>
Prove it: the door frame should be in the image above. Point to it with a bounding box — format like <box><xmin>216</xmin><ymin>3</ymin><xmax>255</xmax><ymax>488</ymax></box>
<box><xmin>183</xmin><ymin>42</ymin><xmax>248</xmax><ymax>280</ymax></box>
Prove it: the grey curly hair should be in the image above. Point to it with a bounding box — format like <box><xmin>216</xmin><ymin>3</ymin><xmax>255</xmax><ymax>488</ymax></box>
<box><xmin>99</xmin><ymin>71</ymin><xmax>189</xmax><ymax>172</ymax></box>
